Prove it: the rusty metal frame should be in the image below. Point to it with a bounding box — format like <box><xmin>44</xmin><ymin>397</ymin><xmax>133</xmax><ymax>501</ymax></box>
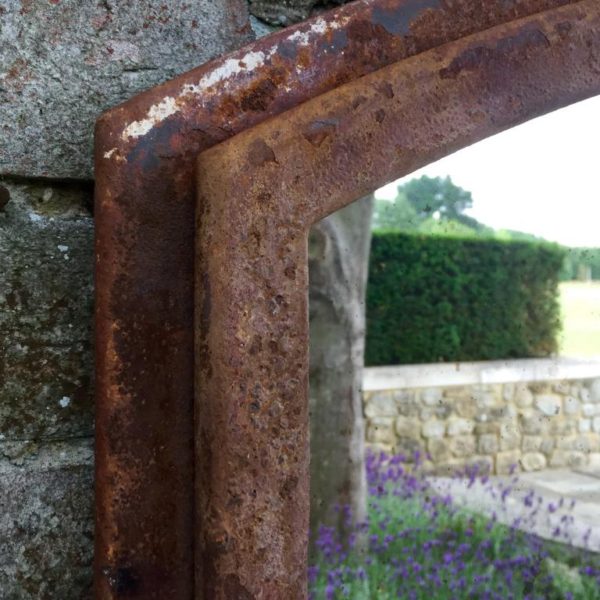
<box><xmin>95</xmin><ymin>0</ymin><xmax>600</xmax><ymax>597</ymax></box>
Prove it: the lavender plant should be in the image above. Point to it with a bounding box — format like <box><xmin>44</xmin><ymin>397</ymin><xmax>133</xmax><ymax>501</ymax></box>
<box><xmin>309</xmin><ymin>451</ymin><xmax>600</xmax><ymax>599</ymax></box>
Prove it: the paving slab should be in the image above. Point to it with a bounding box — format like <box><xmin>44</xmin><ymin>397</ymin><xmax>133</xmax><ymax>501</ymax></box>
<box><xmin>428</xmin><ymin>470</ymin><xmax>600</xmax><ymax>553</ymax></box>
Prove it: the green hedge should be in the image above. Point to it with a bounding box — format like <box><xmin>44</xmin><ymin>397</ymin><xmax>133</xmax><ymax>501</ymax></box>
<box><xmin>365</xmin><ymin>232</ymin><xmax>565</xmax><ymax>366</ymax></box>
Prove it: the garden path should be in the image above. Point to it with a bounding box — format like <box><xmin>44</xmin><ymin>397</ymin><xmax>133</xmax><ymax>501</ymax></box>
<box><xmin>428</xmin><ymin>469</ymin><xmax>600</xmax><ymax>553</ymax></box>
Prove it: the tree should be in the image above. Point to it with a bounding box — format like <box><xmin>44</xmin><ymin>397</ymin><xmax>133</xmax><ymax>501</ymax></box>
<box><xmin>372</xmin><ymin>193</ymin><xmax>419</xmax><ymax>231</ymax></box>
<box><xmin>308</xmin><ymin>195</ymin><xmax>372</xmax><ymax>550</ymax></box>
<box><xmin>401</xmin><ymin>175</ymin><xmax>473</xmax><ymax>221</ymax></box>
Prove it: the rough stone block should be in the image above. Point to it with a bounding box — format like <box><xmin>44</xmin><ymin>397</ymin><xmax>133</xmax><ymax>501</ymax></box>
<box><xmin>534</xmin><ymin>394</ymin><xmax>562</xmax><ymax>416</ymax></box>
<box><xmin>422</xmin><ymin>420</ymin><xmax>445</xmax><ymax>439</ymax></box>
<box><xmin>367</xmin><ymin>417</ymin><xmax>396</xmax><ymax>445</ymax></box>
<box><xmin>472</xmin><ymin>387</ymin><xmax>498</xmax><ymax>409</ymax></box>
<box><xmin>422</xmin><ymin>388</ymin><xmax>443</xmax><ymax>406</ymax></box>
<box><xmin>454</xmin><ymin>397</ymin><xmax>477</xmax><ymax>419</ymax></box>
<box><xmin>520</xmin><ymin>414</ymin><xmax>546</xmax><ymax>435</ymax></box>
<box><xmin>550</xmin><ymin>450</ymin><xmax>587</xmax><ymax>469</ymax></box>
<box><xmin>552</xmin><ymin>381</ymin><xmax>570</xmax><ymax>395</ymax></box>
<box><xmin>563</xmin><ymin>396</ymin><xmax>581</xmax><ymax>416</ymax></box>
<box><xmin>514</xmin><ymin>384</ymin><xmax>533</xmax><ymax>408</ymax></box>
<box><xmin>0</xmin><ymin>440</ymin><xmax>93</xmax><ymax>597</ymax></box>
<box><xmin>502</xmin><ymin>383</ymin><xmax>515</xmax><ymax>402</ymax></box>
<box><xmin>475</xmin><ymin>422</ymin><xmax>501</xmax><ymax>435</ymax></box>
<box><xmin>583</xmin><ymin>403</ymin><xmax>600</xmax><ymax>417</ymax></box>
<box><xmin>420</xmin><ymin>401</ymin><xmax>452</xmax><ymax>421</ymax></box>
<box><xmin>466</xmin><ymin>455</ymin><xmax>494</xmax><ymax>475</ymax></box>
<box><xmin>496</xmin><ymin>450</ymin><xmax>521</xmax><ymax>474</ymax></box>
<box><xmin>521</xmin><ymin>452</ymin><xmax>547</xmax><ymax>472</ymax></box>
<box><xmin>579</xmin><ymin>418</ymin><xmax>592</xmax><ymax>434</ymax></box>
<box><xmin>395</xmin><ymin>416</ymin><xmax>422</xmax><ymax>440</ymax></box>
<box><xmin>548</xmin><ymin>418</ymin><xmax>576</xmax><ymax>436</ymax></box>
<box><xmin>0</xmin><ymin>0</ymin><xmax>252</xmax><ymax>179</ymax></box>
<box><xmin>448</xmin><ymin>435</ymin><xmax>476</xmax><ymax>458</ymax></box>
<box><xmin>589</xmin><ymin>379</ymin><xmax>600</xmax><ymax>402</ymax></box>
<box><xmin>522</xmin><ymin>435</ymin><xmax>543</xmax><ymax>453</ymax></box>
<box><xmin>478</xmin><ymin>433</ymin><xmax>499</xmax><ymax>455</ymax></box>
<box><xmin>447</xmin><ymin>417</ymin><xmax>475</xmax><ymax>436</ymax></box>
<box><xmin>0</xmin><ymin>180</ymin><xmax>93</xmax><ymax>440</ymax></box>
<box><xmin>427</xmin><ymin>438</ymin><xmax>450</xmax><ymax>463</ymax></box>
<box><xmin>364</xmin><ymin>392</ymin><xmax>397</xmax><ymax>418</ymax></box>
<box><xmin>499</xmin><ymin>432</ymin><xmax>521</xmax><ymax>452</ymax></box>
<box><xmin>594</xmin><ymin>417</ymin><xmax>600</xmax><ymax>433</ymax></box>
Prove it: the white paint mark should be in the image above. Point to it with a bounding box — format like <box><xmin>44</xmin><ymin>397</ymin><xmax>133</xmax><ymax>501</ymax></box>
<box><xmin>122</xmin><ymin>96</ymin><xmax>178</xmax><ymax>140</ymax></box>
<box><xmin>59</xmin><ymin>396</ymin><xmax>71</xmax><ymax>408</ymax></box>
<box><xmin>112</xmin><ymin>13</ymin><xmax>350</xmax><ymax>146</ymax></box>
<box><xmin>57</xmin><ymin>245</ymin><xmax>69</xmax><ymax>252</ymax></box>
<box><xmin>104</xmin><ymin>148</ymin><xmax>117</xmax><ymax>159</ymax></box>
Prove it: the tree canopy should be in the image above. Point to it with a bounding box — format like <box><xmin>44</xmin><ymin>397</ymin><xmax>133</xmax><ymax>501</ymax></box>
<box><xmin>373</xmin><ymin>175</ymin><xmax>480</xmax><ymax>234</ymax></box>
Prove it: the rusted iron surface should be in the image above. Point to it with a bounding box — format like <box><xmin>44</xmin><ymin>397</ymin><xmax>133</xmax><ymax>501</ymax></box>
<box><xmin>95</xmin><ymin>0</ymin><xmax>594</xmax><ymax>597</ymax></box>
<box><xmin>195</xmin><ymin>2</ymin><xmax>600</xmax><ymax>596</ymax></box>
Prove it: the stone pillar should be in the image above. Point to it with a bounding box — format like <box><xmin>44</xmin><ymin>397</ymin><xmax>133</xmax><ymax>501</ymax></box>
<box><xmin>0</xmin><ymin>1</ymin><xmax>251</xmax><ymax>595</ymax></box>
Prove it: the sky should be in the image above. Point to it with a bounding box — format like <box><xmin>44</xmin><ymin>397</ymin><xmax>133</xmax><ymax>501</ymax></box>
<box><xmin>375</xmin><ymin>95</ymin><xmax>600</xmax><ymax>247</ymax></box>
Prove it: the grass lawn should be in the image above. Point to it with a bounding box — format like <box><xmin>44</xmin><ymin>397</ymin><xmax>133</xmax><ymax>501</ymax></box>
<box><xmin>559</xmin><ymin>282</ymin><xmax>600</xmax><ymax>356</ymax></box>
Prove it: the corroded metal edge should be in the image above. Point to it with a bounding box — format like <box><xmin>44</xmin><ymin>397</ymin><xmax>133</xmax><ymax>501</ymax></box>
<box><xmin>195</xmin><ymin>3</ymin><xmax>600</xmax><ymax>596</ymax></box>
<box><xmin>95</xmin><ymin>0</ymin><xmax>589</xmax><ymax>597</ymax></box>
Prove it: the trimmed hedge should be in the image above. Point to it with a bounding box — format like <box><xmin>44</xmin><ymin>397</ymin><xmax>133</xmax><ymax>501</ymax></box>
<box><xmin>365</xmin><ymin>232</ymin><xmax>565</xmax><ymax>366</ymax></box>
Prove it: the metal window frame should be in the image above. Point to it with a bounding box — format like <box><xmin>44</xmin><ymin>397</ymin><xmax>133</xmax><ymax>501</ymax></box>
<box><xmin>95</xmin><ymin>1</ymin><xmax>600</xmax><ymax>597</ymax></box>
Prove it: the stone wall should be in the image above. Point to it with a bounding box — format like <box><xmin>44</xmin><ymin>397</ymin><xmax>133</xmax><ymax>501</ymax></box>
<box><xmin>0</xmin><ymin>1</ymin><xmax>252</xmax><ymax>597</ymax></box>
<box><xmin>363</xmin><ymin>358</ymin><xmax>600</xmax><ymax>475</ymax></box>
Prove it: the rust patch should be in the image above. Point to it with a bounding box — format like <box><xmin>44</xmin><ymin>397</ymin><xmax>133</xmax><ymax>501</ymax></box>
<box><xmin>247</xmin><ymin>139</ymin><xmax>277</xmax><ymax>167</ymax></box>
<box><xmin>95</xmin><ymin>1</ymin><xmax>599</xmax><ymax>598</ymax></box>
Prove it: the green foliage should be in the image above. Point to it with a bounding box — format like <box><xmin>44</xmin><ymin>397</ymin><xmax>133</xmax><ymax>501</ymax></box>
<box><xmin>401</xmin><ymin>175</ymin><xmax>473</xmax><ymax>220</ymax></box>
<box><xmin>373</xmin><ymin>176</ymin><xmax>492</xmax><ymax>237</ymax></box>
<box><xmin>365</xmin><ymin>232</ymin><xmax>565</xmax><ymax>365</ymax></box>
<box><xmin>372</xmin><ymin>194</ymin><xmax>420</xmax><ymax>231</ymax></box>
<box><xmin>561</xmin><ymin>247</ymin><xmax>600</xmax><ymax>281</ymax></box>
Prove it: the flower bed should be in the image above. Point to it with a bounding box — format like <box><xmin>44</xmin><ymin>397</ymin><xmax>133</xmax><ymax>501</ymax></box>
<box><xmin>309</xmin><ymin>452</ymin><xmax>600</xmax><ymax>599</ymax></box>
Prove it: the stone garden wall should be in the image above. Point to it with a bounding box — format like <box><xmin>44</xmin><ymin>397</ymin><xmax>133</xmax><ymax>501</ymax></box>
<box><xmin>0</xmin><ymin>2</ymin><xmax>252</xmax><ymax>596</ymax></box>
<box><xmin>363</xmin><ymin>358</ymin><xmax>600</xmax><ymax>475</ymax></box>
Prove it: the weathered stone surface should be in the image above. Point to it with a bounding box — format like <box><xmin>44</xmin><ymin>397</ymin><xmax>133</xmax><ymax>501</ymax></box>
<box><xmin>422</xmin><ymin>388</ymin><xmax>443</xmax><ymax>406</ymax></box>
<box><xmin>478</xmin><ymin>433</ymin><xmax>499</xmax><ymax>455</ymax></box>
<box><xmin>496</xmin><ymin>450</ymin><xmax>521</xmax><ymax>474</ymax></box>
<box><xmin>589</xmin><ymin>378</ymin><xmax>600</xmax><ymax>402</ymax></box>
<box><xmin>0</xmin><ymin>439</ymin><xmax>93</xmax><ymax>599</ymax></box>
<box><xmin>564</xmin><ymin>395</ymin><xmax>581</xmax><ymax>416</ymax></box>
<box><xmin>583</xmin><ymin>403</ymin><xmax>600</xmax><ymax>417</ymax></box>
<box><xmin>522</xmin><ymin>452</ymin><xmax>547</xmax><ymax>472</ymax></box>
<box><xmin>0</xmin><ymin>0</ymin><xmax>252</xmax><ymax>179</ymax></box>
<box><xmin>422</xmin><ymin>419</ymin><xmax>445</xmax><ymax>439</ymax></box>
<box><xmin>428</xmin><ymin>438</ymin><xmax>450</xmax><ymax>463</ymax></box>
<box><xmin>367</xmin><ymin>417</ymin><xmax>396</xmax><ymax>445</ymax></box>
<box><xmin>550</xmin><ymin>450</ymin><xmax>587</xmax><ymax>469</ymax></box>
<box><xmin>364</xmin><ymin>392</ymin><xmax>397</xmax><ymax>418</ymax></box>
<box><xmin>522</xmin><ymin>435</ymin><xmax>543</xmax><ymax>453</ymax></box>
<box><xmin>447</xmin><ymin>417</ymin><xmax>475</xmax><ymax>437</ymax></box>
<box><xmin>535</xmin><ymin>394</ymin><xmax>562</xmax><ymax>416</ymax></box>
<box><xmin>514</xmin><ymin>384</ymin><xmax>533</xmax><ymax>407</ymax></box>
<box><xmin>448</xmin><ymin>435</ymin><xmax>476</xmax><ymax>458</ymax></box>
<box><xmin>395</xmin><ymin>416</ymin><xmax>421</xmax><ymax>440</ymax></box>
<box><xmin>248</xmin><ymin>0</ymin><xmax>350</xmax><ymax>26</ymax></box>
<box><xmin>0</xmin><ymin>179</ymin><xmax>93</xmax><ymax>440</ymax></box>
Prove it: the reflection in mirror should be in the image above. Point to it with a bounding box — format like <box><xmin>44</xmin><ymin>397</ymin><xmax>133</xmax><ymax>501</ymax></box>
<box><xmin>308</xmin><ymin>96</ymin><xmax>600</xmax><ymax>598</ymax></box>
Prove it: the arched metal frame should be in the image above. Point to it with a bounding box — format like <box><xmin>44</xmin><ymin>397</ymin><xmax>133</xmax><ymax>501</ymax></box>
<box><xmin>95</xmin><ymin>1</ymin><xmax>600</xmax><ymax>598</ymax></box>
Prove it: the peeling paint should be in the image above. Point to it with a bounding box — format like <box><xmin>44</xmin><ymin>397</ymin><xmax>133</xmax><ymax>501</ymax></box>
<box><xmin>115</xmin><ymin>15</ymin><xmax>351</xmax><ymax>144</ymax></box>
